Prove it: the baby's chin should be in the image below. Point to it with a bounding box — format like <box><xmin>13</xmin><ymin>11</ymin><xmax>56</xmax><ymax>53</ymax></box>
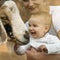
<box><xmin>30</xmin><ymin>33</ymin><xmax>42</xmax><ymax>38</ymax></box>
<box><xmin>32</xmin><ymin>35</ymin><xmax>43</xmax><ymax>39</ymax></box>
<box><xmin>31</xmin><ymin>35</ymin><xmax>39</xmax><ymax>39</ymax></box>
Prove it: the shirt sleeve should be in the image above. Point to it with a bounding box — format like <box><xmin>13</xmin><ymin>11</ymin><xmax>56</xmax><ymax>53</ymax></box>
<box><xmin>50</xmin><ymin>6</ymin><xmax>60</xmax><ymax>32</ymax></box>
<box><xmin>45</xmin><ymin>43</ymin><xmax>60</xmax><ymax>54</ymax></box>
<box><xmin>45</xmin><ymin>34</ymin><xmax>60</xmax><ymax>54</ymax></box>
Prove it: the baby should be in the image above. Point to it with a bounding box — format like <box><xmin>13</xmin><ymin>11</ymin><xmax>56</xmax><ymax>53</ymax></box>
<box><xmin>16</xmin><ymin>13</ymin><xmax>60</xmax><ymax>55</ymax></box>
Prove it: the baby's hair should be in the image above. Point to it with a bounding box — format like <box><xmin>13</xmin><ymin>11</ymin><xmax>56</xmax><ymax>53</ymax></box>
<box><xmin>40</xmin><ymin>12</ymin><xmax>52</xmax><ymax>25</ymax></box>
<box><xmin>40</xmin><ymin>12</ymin><xmax>52</xmax><ymax>33</ymax></box>
<box><xmin>31</xmin><ymin>12</ymin><xmax>51</xmax><ymax>26</ymax></box>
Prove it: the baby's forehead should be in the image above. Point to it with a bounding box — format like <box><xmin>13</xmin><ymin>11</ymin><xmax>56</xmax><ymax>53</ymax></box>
<box><xmin>29</xmin><ymin>16</ymin><xmax>43</xmax><ymax>24</ymax></box>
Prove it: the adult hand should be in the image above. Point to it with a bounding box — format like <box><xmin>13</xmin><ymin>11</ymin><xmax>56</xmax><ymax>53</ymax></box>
<box><xmin>26</xmin><ymin>47</ymin><xmax>60</xmax><ymax>60</ymax></box>
<box><xmin>38</xmin><ymin>45</ymin><xmax>48</xmax><ymax>53</ymax></box>
<box><xmin>26</xmin><ymin>47</ymin><xmax>47</xmax><ymax>60</ymax></box>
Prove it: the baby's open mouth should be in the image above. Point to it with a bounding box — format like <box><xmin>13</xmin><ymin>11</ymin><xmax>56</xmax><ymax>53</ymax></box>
<box><xmin>30</xmin><ymin>31</ymin><xmax>36</xmax><ymax>35</ymax></box>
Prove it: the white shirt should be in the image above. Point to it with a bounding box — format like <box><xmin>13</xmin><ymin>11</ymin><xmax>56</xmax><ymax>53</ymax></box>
<box><xmin>50</xmin><ymin>6</ymin><xmax>60</xmax><ymax>32</ymax></box>
<box><xmin>17</xmin><ymin>33</ymin><xmax>60</xmax><ymax>54</ymax></box>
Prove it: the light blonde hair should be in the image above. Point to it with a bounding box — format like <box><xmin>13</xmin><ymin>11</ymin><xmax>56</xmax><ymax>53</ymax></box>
<box><xmin>31</xmin><ymin>12</ymin><xmax>52</xmax><ymax>32</ymax></box>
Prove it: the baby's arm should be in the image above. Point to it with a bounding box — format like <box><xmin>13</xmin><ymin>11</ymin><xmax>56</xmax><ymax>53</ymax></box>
<box><xmin>37</xmin><ymin>42</ymin><xmax>60</xmax><ymax>54</ymax></box>
<box><xmin>45</xmin><ymin>43</ymin><xmax>60</xmax><ymax>54</ymax></box>
<box><xmin>37</xmin><ymin>37</ymin><xmax>60</xmax><ymax>54</ymax></box>
<box><xmin>38</xmin><ymin>35</ymin><xmax>60</xmax><ymax>54</ymax></box>
<box><xmin>45</xmin><ymin>35</ymin><xmax>60</xmax><ymax>54</ymax></box>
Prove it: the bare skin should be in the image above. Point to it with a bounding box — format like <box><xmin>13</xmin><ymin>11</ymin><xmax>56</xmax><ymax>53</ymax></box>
<box><xmin>26</xmin><ymin>47</ymin><xmax>60</xmax><ymax>60</ymax></box>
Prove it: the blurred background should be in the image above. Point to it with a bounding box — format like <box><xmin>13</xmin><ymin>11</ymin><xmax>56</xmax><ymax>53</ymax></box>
<box><xmin>0</xmin><ymin>0</ymin><xmax>60</xmax><ymax>60</ymax></box>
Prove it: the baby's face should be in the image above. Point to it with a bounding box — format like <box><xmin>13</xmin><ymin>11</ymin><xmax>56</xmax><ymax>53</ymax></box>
<box><xmin>28</xmin><ymin>16</ymin><xmax>47</xmax><ymax>39</ymax></box>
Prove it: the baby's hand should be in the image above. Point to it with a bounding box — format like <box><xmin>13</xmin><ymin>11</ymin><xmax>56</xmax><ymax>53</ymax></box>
<box><xmin>38</xmin><ymin>45</ymin><xmax>48</xmax><ymax>53</ymax></box>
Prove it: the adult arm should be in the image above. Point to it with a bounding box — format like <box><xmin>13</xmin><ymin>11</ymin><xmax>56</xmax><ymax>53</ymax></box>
<box><xmin>26</xmin><ymin>47</ymin><xmax>60</xmax><ymax>60</ymax></box>
<box><xmin>50</xmin><ymin>6</ymin><xmax>60</xmax><ymax>39</ymax></box>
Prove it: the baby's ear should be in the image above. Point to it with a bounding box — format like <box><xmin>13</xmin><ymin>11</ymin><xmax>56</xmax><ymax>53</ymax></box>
<box><xmin>44</xmin><ymin>25</ymin><xmax>49</xmax><ymax>32</ymax></box>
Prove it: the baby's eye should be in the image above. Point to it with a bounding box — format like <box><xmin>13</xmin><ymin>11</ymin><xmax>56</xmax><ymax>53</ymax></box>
<box><xmin>29</xmin><ymin>24</ymin><xmax>31</xmax><ymax>27</ymax></box>
<box><xmin>33</xmin><ymin>25</ymin><xmax>37</xmax><ymax>27</ymax></box>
